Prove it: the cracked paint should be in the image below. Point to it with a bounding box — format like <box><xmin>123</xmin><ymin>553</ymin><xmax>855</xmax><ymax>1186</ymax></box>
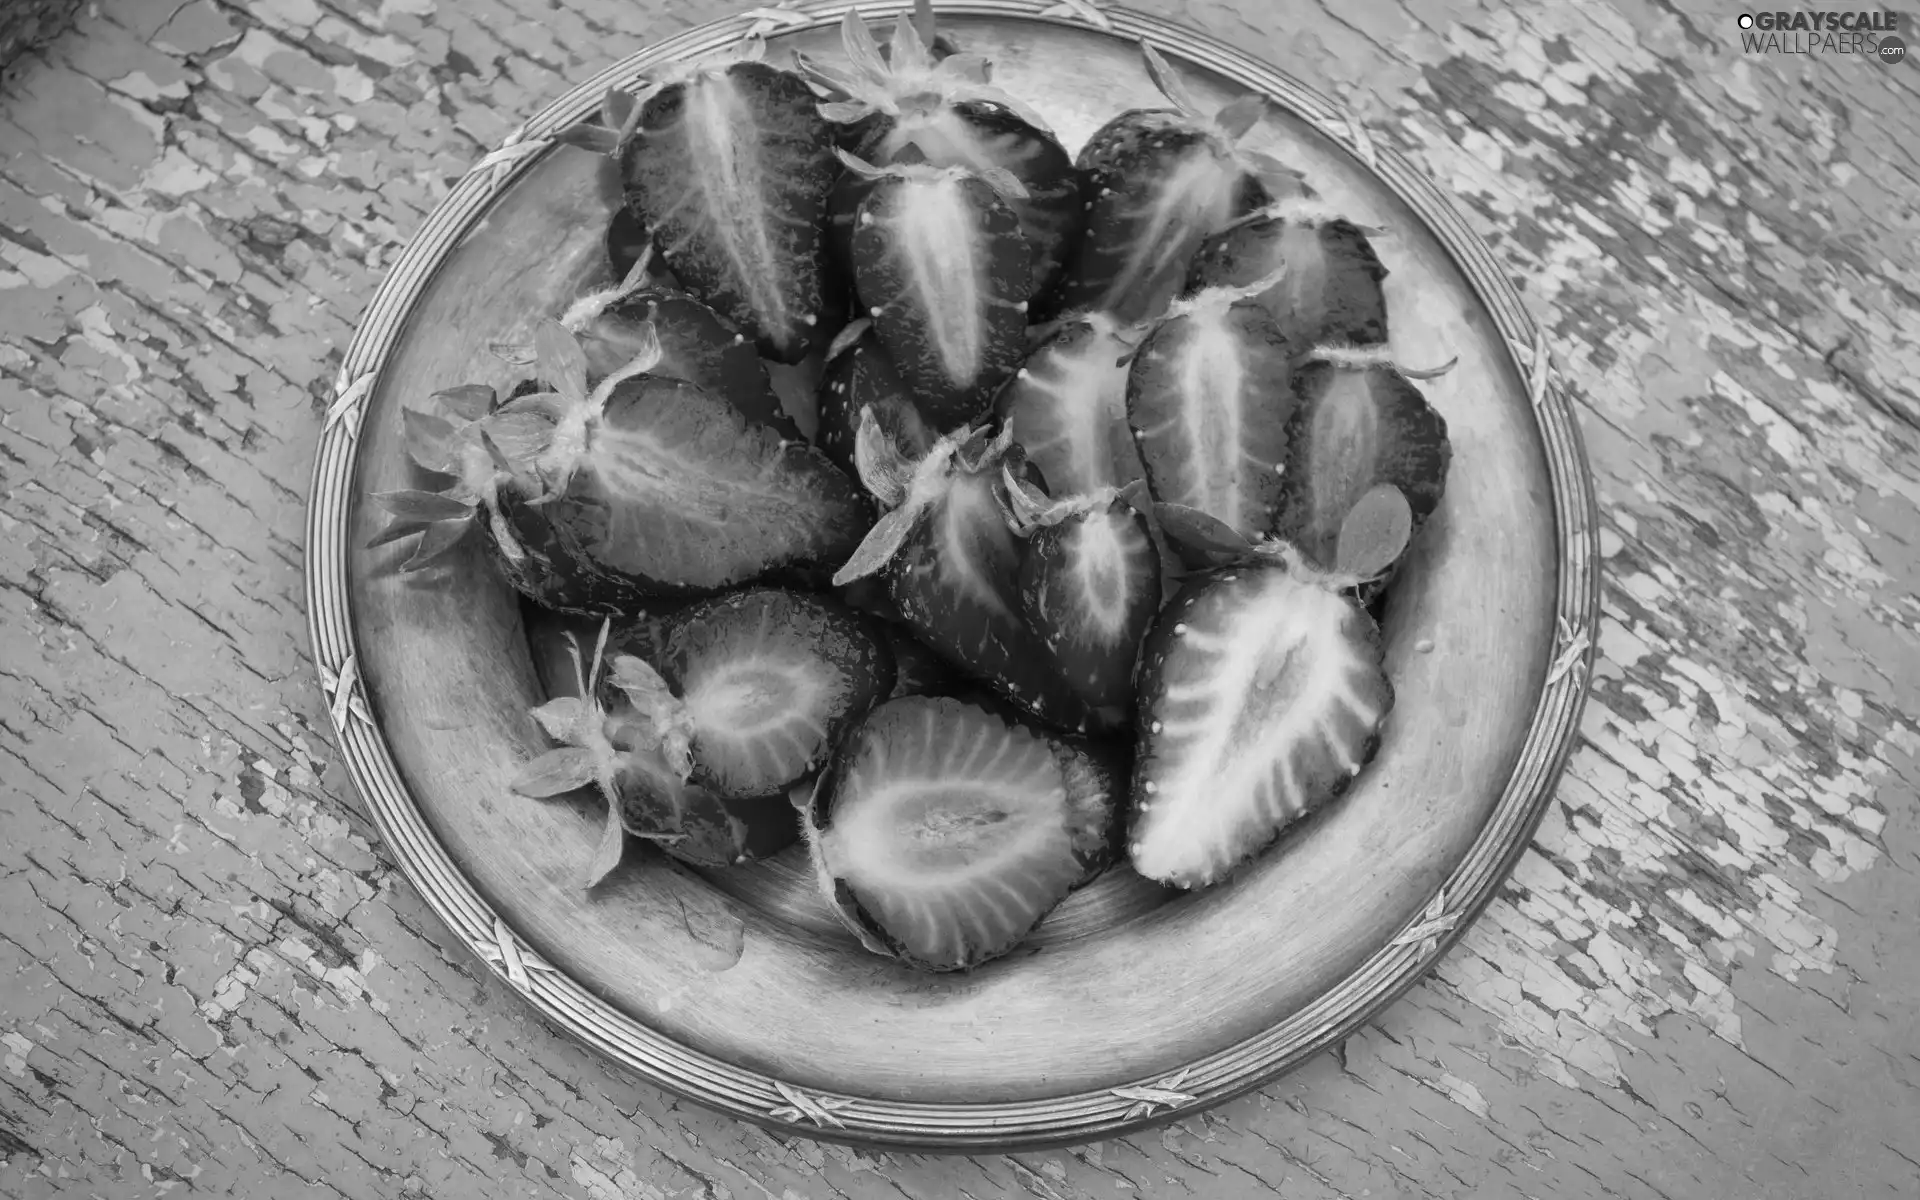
<box><xmin>1</xmin><ymin>0</ymin><xmax>1914</xmax><ymax>1197</ymax></box>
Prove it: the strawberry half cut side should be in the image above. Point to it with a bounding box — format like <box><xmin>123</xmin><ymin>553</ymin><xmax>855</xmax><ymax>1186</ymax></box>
<box><xmin>1186</xmin><ymin>197</ymin><xmax>1391</xmax><ymax>351</ymax></box>
<box><xmin>509</xmin><ymin>620</ymin><xmax>802</xmax><ymax>877</ymax></box>
<box><xmin>1275</xmin><ymin>349</ymin><xmax>1452</xmax><ymax>574</ymax></box>
<box><xmin>375</xmin><ymin>321</ymin><xmax>872</xmax><ymax>614</ymax></box>
<box><xmin>620</xmin><ymin>57</ymin><xmax>840</xmax><ymax>363</ymax></box>
<box><xmin>844</xmin><ymin>151</ymin><xmax>1035</xmax><ymax>429</ymax></box>
<box><xmin>804</xmin><ymin>695</ymin><xmax>1117</xmax><ymax>971</ymax></box>
<box><xmin>994</xmin><ymin>311</ymin><xmax>1149</xmax><ymax>498</ymax></box>
<box><xmin>573</xmin><ymin>289</ymin><xmax>793</xmax><ymax>435</ymax></box>
<box><xmin>800</xmin><ymin>10</ymin><xmax>1080</xmax><ymax>299</ymax></box>
<box><xmin>833</xmin><ymin>416</ymin><xmax>1119</xmax><ymax>734</ymax></box>
<box><xmin>622</xmin><ymin>588</ymin><xmax>896</xmax><ymax>800</ymax></box>
<box><xmin>1126</xmin><ymin>280</ymin><xmax>1298</xmax><ymax>539</ymax></box>
<box><xmin>1128</xmin><ymin>559</ymin><xmax>1393</xmax><ymax>888</ymax></box>
<box><xmin>813</xmin><ymin>323</ymin><xmax>934</xmax><ymax>477</ymax></box>
<box><xmin>1045</xmin><ymin>43</ymin><xmax>1295</xmax><ymax>325</ymax></box>
<box><xmin>1007</xmin><ymin>478</ymin><xmax>1161</xmax><ymax>719</ymax></box>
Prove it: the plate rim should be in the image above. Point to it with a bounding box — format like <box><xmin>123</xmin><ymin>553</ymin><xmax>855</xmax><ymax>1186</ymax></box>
<box><xmin>304</xmin><ymin>0</ymin><xmax>1602</xmax><ymax>1151</ymax></box>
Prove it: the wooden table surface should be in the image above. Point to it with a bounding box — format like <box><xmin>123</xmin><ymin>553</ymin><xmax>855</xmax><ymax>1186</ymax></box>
<box><xmin>2</xmin><ymin>1</ymin><xmax>1915</xmax><ymax>1197</ymax></box>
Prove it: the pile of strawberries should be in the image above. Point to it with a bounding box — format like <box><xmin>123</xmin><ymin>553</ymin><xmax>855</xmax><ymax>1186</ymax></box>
<box><xmin>372</xmin><ymin>4</ymin><xmax>1453</xmax><ymax>972</ymax></box>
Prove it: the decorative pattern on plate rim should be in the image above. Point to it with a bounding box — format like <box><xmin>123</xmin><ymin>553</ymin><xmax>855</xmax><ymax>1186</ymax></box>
<box><xmin>1109</xmin><ymin>1067</ymin><xmax>1198</xmax><ymax>1120</ymax></box>
<box><xmin>1038</xmin><ymin>0</ymin><xmax>1114</xmax><ymax>29</ymax></box>
<box><xmin>478</xmin><ymin>916</ymin><xmax>560</xmax><ymax>989</ymax></box>
<box><xmin>1547</xmin><ymin>615</ymin><xmax>1593</xmax><ymax>687</ymax></box>
<box><xmin>476</xmin><ymin>124</ymin><xmax>552</xmax><ymax>191</ymax></box>
<box><xmin>324</xmin><ymin>369</ymin><xmax>376</xmax><ymax>440</ymax></box>
<box><xmin>1389</xmin><ymin>889</ymin><xmax>1460</xmax><ymax>958</ymax></box>
<box><xmin>769</xmin><ymin>1080</ymin><xmax>859</xmax><ymax>1128</ymax></box>
<box><xmin>319</xmin><ymin>654</ymin><xmax>371</xmax><ymax>732</ymax></box>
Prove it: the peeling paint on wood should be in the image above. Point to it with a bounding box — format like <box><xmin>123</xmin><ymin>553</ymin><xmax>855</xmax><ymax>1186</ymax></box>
<box><xmin>2</xmin><ymin>0</ymin><xmax>1916</xmax><ymax>1197</ymax></box>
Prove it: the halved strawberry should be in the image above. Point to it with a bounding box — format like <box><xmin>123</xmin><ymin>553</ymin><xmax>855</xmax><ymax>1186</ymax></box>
<box><xmin>844</xmin><ymin>151</ymin><xmax>1034</xmax><ymax>429</ymax></box>
<box><xmin>523</xmin><ymin>600</ymin><xmax>678</xmax><ymax>703</ymax></box>
<box><xmin>878</xmin><ymin>621</ymin><xmax>964</xmax><ymax>700</ymax></box>
<box><xmin>1275</xmin><ymin>348</ymin><xmax>1452</xmax><ymax>575</ymax></box>
<box><xmin>801</xmin><ymin>11</ymin><xmax>1080</xmax><ymax>299</ymax></box>
<box><xmin>833</xmin><ymin>418</ymin><xmax>1119</xmax><ymax>734</ymax></box>
<box><xmin>1125</xmin><ymin>280</ymin><xmax>1297</xmax><ymax>539</ymax></box>
<box><xmin>574</xmin><ymin>290</ymin><xmax>792</xmax><ymax>434</ymax></box>
<box><xmin>813</xmin><ymin>321</ymin><xmax>933</xmax><ymax>477</ymax></box>
<box><xmin>508</xmin><ymin>621</ymin><xmax>799</xmax><ymax>881</ymax></box>
<box><xmin>606</xmin><ymin>205</ymin><xmax>655</xmax><ymax>286</ymax></box>
<box><xmin>370</xmin><ymin>321</ymin><xmax>871</xmax><ymax>614</ymax></box>
<box><xmin>619</xmin><ymin>50</ymin><xmax>840</xmax><ymax>363</ymax></box>
<box><xmin>1128</xmin><ymin>552</ymin><xmax>1394</xmax><ymax>888</ymax></box>
<box><xmin>1186</xmin><ymin>197</ymin><xmax>1391</xmax><ymax>350</ymax></box>
<box><xmin>994</xmin><ymin>312</ymin><xmax>1148</xmax><ymax>498</ymax></box>
<box><xmin>1003</xmin><ymin>479</ymin><xmax>1161</xmax><ymax>720</ymax></box>
<box><xmin>608</xmin><ymin>588</ymin><xmax>896</xmax><ymax>800</ymax></box>
<box><xmin>803</xmin><ymin>695</ymin><xmax>1118</xmax><ymax>971</ymax></box>
<box><xmin>1044</xmin><ymin>43</ymin><xmax>1295</xmax><ymax>324</ymax></box>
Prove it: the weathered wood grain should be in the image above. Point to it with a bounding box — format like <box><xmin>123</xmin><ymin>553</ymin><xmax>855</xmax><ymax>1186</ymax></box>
<box><xmin>0</xmin><ymin>0</ymin><xmax>1914</xmax><ymax>1196</ymax></box>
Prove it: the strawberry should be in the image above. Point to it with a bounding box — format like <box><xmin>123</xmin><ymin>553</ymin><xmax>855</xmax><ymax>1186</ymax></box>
<box><xmin>800</xmin><ymin>10</ymin><xmax>1080</xmax><ymax>299</ymax></box>
<box><xmin>1125</xmin><ymin>277</ymin><xmax>1297</xmax><ymax>540</ymax></box>
<box><xmin>1045</xmin><ymin>43</ymin><xmax>1296</xmax><ymax>324</ymax></box>
<box><xmin>1001</xmin><ymin>474</ymin><xmax>1160</xmax><ymax>720</ymax></box>
<box><xmin>842</xmin><ymin>150</ymin><xmax>1034</xmax><ymax>429</ymax></box>
<box><xmin>606</xmin><ymin>205</ymin><xmax>655</xmax><ymax>286</ymax></box>
<box><xmin>508</xmin><ymin>621</ymin><xmax>800</xmax><ymax>882</ymax></box>
<box><xmin>369</xmin><ymin>321</ymin><xmax>871</xmax><ymax>614</ymax></box>
<box><xmin>603</xmin><ymin>588</ymin><xmax>895</xmax><ymax>801</ymax></box>
<box><xmin>1275</xmin><ymin>348</ymin><xmax>1452</xmax><ymax>581</ymax></box>
<box><xmin>1186</xmin><ymin>197</ymin><xmax>1391</xmax><ymax>351</ymax></box>
<box><xmin>618</xmin><ymin>46</ymin><xmax>840</xmax><ymax>363</ymax></box>
<box><xmin>1128</xmin><ymin>546</ymin><xmax>1395</xmax><ymax>889</ymax></box>
<box><xmin>523</xmin><ymin>601</ymin><xmax>676</xmax><ymax>703</ymax></box>
<box><xmin>994</xmin><ymin>311</ymin><xmax>1148</xmax><ymax>497</ymax></box>
<box><xmin>832</xmin><ymin>417</ymin><xmax>1119</xmax><ymax>734</ymax></box>
<box><xmin>500</xmin><ymin>250</ymin><xmax>796</xmax><ymax>437</ymax></box>
<box><xmin>812</xmin><ymin>320</ymin><xmax>933</xmax><ymax>478</ymax></box>
<box><xmin>802</xmin><ymin>694</ymin><xmax>1119</xmax><ymax>971</ymax></box>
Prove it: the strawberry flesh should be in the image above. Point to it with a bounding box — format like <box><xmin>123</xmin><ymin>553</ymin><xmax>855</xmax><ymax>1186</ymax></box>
<box><xmin>850</xmin><ymin>167</ymin><xmax>1033</xmax><ymax>428</ymax></box>
<box><xmin>1276</xmin><ymin>360</ymin><xmax>1451</xmax><ymax>572</ymax></box>
<box><xmin>860</xmin><ymin>101</ymin><xmax>1080</xmax><ymax>300</ymax></box>
<box><xmin>1187</xmin><ymin>210</ymin><xmax>1390</xmax><ymax>350</ymax></box>
<box><xmin>575</xmin><ymin>290</ymin><xmax>793</xmax><ymax>435</ymax></box>
<box><xmin>641</xmin><ymin>589</ymin><xmax>896</xmax><ymax>800</ymax></box>
<box><xmin>621</xmin><ymin>61</ymin><xmax>840</xmax><ymax>363</ymax></box>
<box><xmin>1017</xmin><ymin>498</ymin><xmax>1160</xmax><ymax>719</ymax></box>
<box><xmin>1129</xmin><ymin>563</ymin><xmax>1392</xmax><ymax>888</ymax></box>
<box><xmin>492</xmin><ymin>375</ymin><xmax>871</xmax><ymax>613</ymax></box>
<box><xmin>1126</xmin><ymin>290</ymin><xmax>1297</xmax><ymax>538</ymax></box>
<box><xmin>1048</xmin><ymin>110</ymin><xmax>1269</xmax><ymax>324</ymax></box>
<box><xmin>805</xmin><ymin>695</ymin><xmax>1117</xmax><ymax>971</ymax></box>
<box><xmin>881</xmin><ymin>456</ymin><xmax>1114</xmax><ymax>734</ymax></box>
<box><xmin>814</xmin><ymin>332</ymin><xmax>933</xmax><ymax>477</ymax></box>
<box><xmin>995</xmin><ymin>314</ymin><xmax>1147</xmax><ymax>498</ymax></box>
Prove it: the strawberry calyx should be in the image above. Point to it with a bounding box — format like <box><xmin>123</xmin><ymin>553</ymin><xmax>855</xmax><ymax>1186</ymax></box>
<box><xmin>553</xmin><ymin>84</ymin><xmax>649</xmax><ymax>158</ymax></box>
<box><xmin>603</xmin><ymin>653</ymin><xmax>697</xmax><ymax>782</ymax></box>
<box><xmin>797</xmin><ymin>9</ymin><xmax>1030</xmax><ymax>131</ymax></box>
<box><xmin>831</xmin><ymin>410</ymin><xmax>1018</xmax><ymax>586</ymax></box>
<box><xmin>1298</xmin><ymin>341</ymin><xmax>1459</xmax><ymax>380</ymax></box>
<box><xmin>1137</xmin><ymin>40</ymin><xmax>1281</xmax><ymax>182</ymax></box>
<box><xmin>1152</xmin><ymin>487</ymin><xmax>1413</xmax><ymax>594</ymax></box>
<box><xmin>995</xmin><ymin>464</ymin><xmax>1151</xmax><ymax>538</ymax></box>
<box><xmin>509</xmin><ymin>619</ymin><xmax>634</xmax><ymax>889</ymax></box>
<box><xmin>832</xmin><ymin>147</ymin><xmax>1029</xmax><ymax>204</ymax></box>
